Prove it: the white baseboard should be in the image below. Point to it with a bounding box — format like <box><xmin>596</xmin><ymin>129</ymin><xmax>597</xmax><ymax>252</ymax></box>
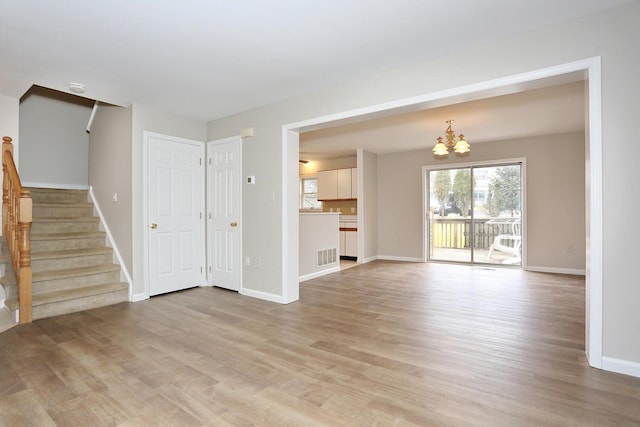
<box><xmin>526</xmin><ymin>266</ymin><xmax>586</xmax><ymax>276</ymax></box>
<box><xmin>359</xmin><ymin>255</ymin><xmax>379</xmax><ymax>264</ymax></box>
<box><xmin>299</xmin><ymin>266</ymin><xmax>341</xmax><ymax>282</ymax></box>
<box><xmin>22</xmin><ymin>181</ymin><xmax>90</xmax><ymax>190</ymax></box>
<box><xmin>240</xmin><ymin>287</ymin><xmax>287</xmax><ymax>304</ymax></box>
<box><xmin>131</xmin><ymin>293</ymin><xmax>148</xmax><ymax>303</ymax></box>
<box><xmin>377</xmin><ymin>255</ymin><xmax>423</xmax><ymax>263</ymax></box>
<box><xmin>602</xmin><ymin>356</ymin><xmax>640</xmax><ymax>378</ymax></box>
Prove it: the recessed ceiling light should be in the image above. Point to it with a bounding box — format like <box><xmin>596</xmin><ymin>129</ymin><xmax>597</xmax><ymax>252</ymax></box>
<box><xmin>69</xmin><ymin>82</ymin><xmax>85</xmax><ymax>94</ymax></box>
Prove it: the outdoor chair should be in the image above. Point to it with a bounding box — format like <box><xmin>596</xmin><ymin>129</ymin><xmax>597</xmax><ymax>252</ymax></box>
<box><xmin>487</xmin><ymin>218</ymin><xmax>521</xmax><ymax>263</ymax></box>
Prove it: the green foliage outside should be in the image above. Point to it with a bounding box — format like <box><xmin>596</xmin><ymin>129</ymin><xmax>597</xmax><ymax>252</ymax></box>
<box><xmin>484</xmin><ymin>188</ymin><xmax>501</xmax><ymax>218</ymax></box>
<box><xmin>433</xmin><ymin>170</ymin><xmax>451</xmax><ymax>216</ymax></box>
<box><xmin>453</xmin><ymin>169</ymin><xmax>474</xmax><ymax>218</ymax></box>
<box><xmin>488</xmin><ymin>166</ymin><xmax>521</xmax><ymax>216</ymax></box>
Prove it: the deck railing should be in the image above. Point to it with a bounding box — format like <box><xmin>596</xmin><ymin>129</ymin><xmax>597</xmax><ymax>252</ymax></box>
<box><xmin>430</xmin><ymin>217</ymin><xmax>518</xmax><ymax>250</ymax></box>
<box><xmin>2</xmin><ymin>136</ymin><xmax>32</xmax><ymax>324</ymax></box>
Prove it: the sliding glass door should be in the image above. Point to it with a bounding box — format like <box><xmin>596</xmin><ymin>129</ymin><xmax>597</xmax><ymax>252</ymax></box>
<box><xmin>427</xmin><ymin>162</ymin><xmax>522</xmax><ymax>266</ymax></box>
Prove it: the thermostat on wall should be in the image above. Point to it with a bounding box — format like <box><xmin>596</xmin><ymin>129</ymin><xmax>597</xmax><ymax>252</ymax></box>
<box><xmin>247</xmin><ymin>176</ymin><xmax>255</xmax><ymax>184</ymax></box>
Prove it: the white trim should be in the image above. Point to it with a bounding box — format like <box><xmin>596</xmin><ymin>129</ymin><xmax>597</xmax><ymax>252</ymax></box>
<box><xmin>282</xmin><ymin>57</ymin><xmax>603</xmax><ymax>371</ymax></box>
<box><xmin>356</xmin><ymin>149</ymin><xmax>364</xmax><ymax>263</ymax></box>
<box><xmin>299</xmin><ymin>266</ymin><xmax>341</xmax><ymax>282</ymax></box>
<box><xmin>240</xmin><ymin>288</ymin><xmax>287</xmax><ymax>304</ymax></box>
<box><xmin>602</xmin><ymin>357</ymin><xmax>640</xmax><ymax>379</ymax></box>
<box><xmin>86</xmin><ymin>101</ymin><xmax>99</xmax><ymax>133</ymax></box>
<box><xmin>360</xmin><ymin>255</ymin><xmax>379</xmax><ymax>264</ymax></box>
<box><xmin>377</xmin><ymin>255</ymin><xmax>423</xmax><ymax>263</ymax></box>
<box><xmin>22</xmin><ymin>182</ymin><xmax>89</xmax><ymax>190</ymax></box>
<box><xmin>89</xmin><ymin>186</ymin><xmax>133</xmax><ymax>300</ymax></box>
<box><xmin>526</xmin><ymin>266</ymin><xmax>586</xmax><ymax>276</ymax></box>
<box><xmin>282</xmin><ymin>129</ymin><xmax>300</xmax><ymax>303</ymax></box>
<box><xmin>585</xmin><ymin>57</ymin><xmax>603</xmax><ymax>369</ymax></box>
<box><xmin>131</xmin><ymin>292</ymin><xmax>148</xmax><ymax>303</ymax></box>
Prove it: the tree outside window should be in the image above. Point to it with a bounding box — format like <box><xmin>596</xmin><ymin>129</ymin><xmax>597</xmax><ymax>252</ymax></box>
<box><xmin>300</xmin><ymin>177</ymin><xmax>322</xmax><ymax>209</ymax></box>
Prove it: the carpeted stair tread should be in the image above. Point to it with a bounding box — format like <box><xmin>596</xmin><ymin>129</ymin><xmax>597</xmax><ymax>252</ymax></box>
<box><xmin>33</xmin><ymin>263</ymin><xmax>120</xmax><ymax>281</ymax></box>
<box><xmin>1</xmin><ymin>263</ymin><xmax>120</xmax><ymax>286</ymax></box>
<box><xmin>33</xmin><ymin>201</ymin><xmax>92</xmax><ymax>206</ymax></box>
<box><xmin>31</xmin><ymin>231</ymin><xmax>106</xmax><ymax>241</ymax></box>
<box><xmin>6</xmin><ymin>282</ymin><xmax>128</xmax><ymax>310</ymax></box>
<box><xmin>2</xmin><ymin>187</ymin><xmax>128</xmax><ymax>321</ymax></box>
<box><xmin>32</xmin><ymin>216</ymin><xmax>99</xmax><ymax>223</ymax></box>
<box><xmin>28</xmin><ymin>188</ymin><xmax>88</xmax><ymax>194</ymax></box>
<box><xmin>31</xmin><ymin>247</ymin><xmax>112</xmax><ymax>261</ymax></box>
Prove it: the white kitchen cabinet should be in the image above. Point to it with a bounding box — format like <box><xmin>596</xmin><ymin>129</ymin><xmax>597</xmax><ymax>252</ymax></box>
<box><xmin>317</xmin><ymin>169</ymin><xmax>338</xmax><ymax>200</ymax></box>
<box><xmin>337</xmin><ymin>168</ymin><xmax>352</xmax><ymax>199</ymax></box>
<box><xmin>344</xmin><ymin>230</ymin><xmax>357</xmax><ymax>257</ymax></box>
<box><xmin>339</xmin><ymin>218</ymin><xmax>357</xmax><ymax>258</ymax></box>
<box><xmin>318</xmin><ymin>168</ymin><xmax>357</xmax><ymax>200</ymax></box>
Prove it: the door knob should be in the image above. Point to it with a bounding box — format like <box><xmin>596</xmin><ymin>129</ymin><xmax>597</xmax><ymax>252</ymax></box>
<box><xmin>230</xmin><ymin>222</ymin><xmax>238</xmax><ymax>227</ymax></box>
<box><xmin>150</xmin><ymin>223</ymin><xmax>157</xmax><ymax>229</ymax></box>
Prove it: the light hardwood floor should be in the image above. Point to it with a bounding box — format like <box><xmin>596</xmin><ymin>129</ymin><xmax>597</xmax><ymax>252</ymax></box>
<box><xmin>1</xmin><ymin>261</ymin><xmax>640</xmax><ymax>426</ymax></box>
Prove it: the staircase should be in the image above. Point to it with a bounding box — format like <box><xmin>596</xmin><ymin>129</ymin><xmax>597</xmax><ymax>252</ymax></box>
<box><xmin>0</xmin><ymin>188</ymin><xmax>128</xmax><ymax>321</ymax></box>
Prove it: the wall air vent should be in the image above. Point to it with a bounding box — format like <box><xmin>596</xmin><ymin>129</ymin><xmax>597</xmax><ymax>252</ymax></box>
<box><xmin>317</xmin><ymin>248</ymin><xmax>337</xmax><ymax>267</ymax></box>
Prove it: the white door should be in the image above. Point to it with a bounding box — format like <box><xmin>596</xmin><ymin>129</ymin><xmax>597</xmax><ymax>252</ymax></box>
<box><xmin>148</xmin><ymin>134</ymin><xmax>205</xmax><ymax>296</ymax></box>
<box><xmin>207</xmin><ymin>137</ymin><xmax>242</xmax><ymax>291</ymax></box>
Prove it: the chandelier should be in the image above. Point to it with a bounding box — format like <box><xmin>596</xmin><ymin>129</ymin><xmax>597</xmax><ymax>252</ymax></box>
<box><xmin>432</xmin><ymin>120</ymin><xmax>470</xmax><ymax>156</ymax></box>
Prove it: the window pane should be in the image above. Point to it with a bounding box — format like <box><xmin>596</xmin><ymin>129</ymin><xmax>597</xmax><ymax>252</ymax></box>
<box><xmin>302</xmin><ymin>194</ymin><xmax>322</xmax><ymax>209</ymax></box>
<box><xmin>303</xmin><ymin>179</ymin><xmax>317</xmax><ymax>194</ymax></box>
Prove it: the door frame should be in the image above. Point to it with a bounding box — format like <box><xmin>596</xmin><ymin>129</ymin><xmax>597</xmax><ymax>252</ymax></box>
<box><xmin>142</xmin><ymin>131</ymin><xmax>206</xmax><ymax>299</ymax></box>
<box><xmin>206</xmin><ymin>135</ymin><xmax>243</xmax><ymax>292</ymax></box>
<box><xmin>283</xmin><ymin>57</ymin><xmax>603</xmax><ymax>368</ymax></box>
<box><xmin>422</xmin><ymin>158</ymin><xmax>527</xmax><ymax>267</ymax></box>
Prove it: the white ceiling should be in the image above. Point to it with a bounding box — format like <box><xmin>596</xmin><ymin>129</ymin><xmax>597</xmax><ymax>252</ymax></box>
<box><xmin>0</xmin><ymin>1</ymin><xmax>632</xmax><ymax>122</ymax></box>
<box><xmin>300</xmin><ymin>80</ymin><xmax>586</xmax><ymax>159</ymax></box>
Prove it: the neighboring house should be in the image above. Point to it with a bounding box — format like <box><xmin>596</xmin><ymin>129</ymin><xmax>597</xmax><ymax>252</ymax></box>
<box><xmin>1</xmin><ymin>2</ymin><xmax>639</xmax><ymax>379</ymax></box>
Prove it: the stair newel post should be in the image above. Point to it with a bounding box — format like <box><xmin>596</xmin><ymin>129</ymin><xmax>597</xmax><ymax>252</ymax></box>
<box><xmin>18</xmin><ymin>189</ymin><xmax>32</xmax><ymax>323</ymax></box>
<box><xmin>2</xmin><ymin>136</ymin><xmax>33</xmax><ymax>323</ymax></box>
<box><xmin>2</xmin><ymin>136</ymin><xmax>12</xmax><ymax>238</ymax></box>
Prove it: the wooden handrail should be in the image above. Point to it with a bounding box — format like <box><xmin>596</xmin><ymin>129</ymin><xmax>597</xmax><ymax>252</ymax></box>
<box><xmin>2</xmin><ymin>136</ymin><xmax>32</xmax><ymax>324</ymax></box>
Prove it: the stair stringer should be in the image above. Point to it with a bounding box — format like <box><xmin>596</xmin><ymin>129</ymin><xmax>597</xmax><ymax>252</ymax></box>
<box><xmin>88</xmin><ymin>186</ymin><xmax>133</xmax><ymax>301</ymax></box>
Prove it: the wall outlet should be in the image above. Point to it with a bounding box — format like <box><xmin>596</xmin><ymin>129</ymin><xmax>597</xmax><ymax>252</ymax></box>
<box><xmin>112</xmin><ymin>192</ymin><xmax>118</xmax><ymax>202</ymax></box>
<box><xmin>256</xmin><ymin>257</ymin><xmax>262</xmax><ymax>269</ymax></box>
<box><xmin>245</xmin><ymin>256</ymin><xmax>251</xmax><ymax>266</ymax></box>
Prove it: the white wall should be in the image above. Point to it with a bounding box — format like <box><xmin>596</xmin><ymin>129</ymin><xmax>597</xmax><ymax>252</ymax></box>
<box><xmin>376</xmin><ymin>132</ymin><xmax>585</xmax><ymax>271</ymax></box>
<box><xmin>360</xmin><ymin>150</ymin><xmax>378</xmax><ymax>262</ymax></box>
<box><xmin>299</xmin><ymin>213</ymin><xmax>340</xmax><ymax>279</ymax></box>
<box><xmin>19</xmin><ymin>88</ymin><xmax>93</xmax><ymax>188</ymax></box>
<box><xmin>0</xmin><ymin>94</ymin><xmax>19</xmax><ymax>153</ymax></box>
<box><xmin>131</xmin><ymin>104</ymin><xmax>206</xmax><ymax>299</ymax></box>
<box><xmin>207</xmin><ymin>3</ymin><xmax>640</xmax><ymax>366</ymax></box>
<box><xmin>89</xmin><ymin>104</ymin><xmax>133</xmax><ymax>274</ymax></box>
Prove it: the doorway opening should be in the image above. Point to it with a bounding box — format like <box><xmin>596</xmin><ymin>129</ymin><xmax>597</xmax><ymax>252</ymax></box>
<box><xmin>284</xmin><ymin>58</ymin><xmax>602</xmax><ymax>367</ymax></box>
<box><xmin>426</xmin><ymin>161</ymin><xmax>523</xmax><ymax>266</ymax></box>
